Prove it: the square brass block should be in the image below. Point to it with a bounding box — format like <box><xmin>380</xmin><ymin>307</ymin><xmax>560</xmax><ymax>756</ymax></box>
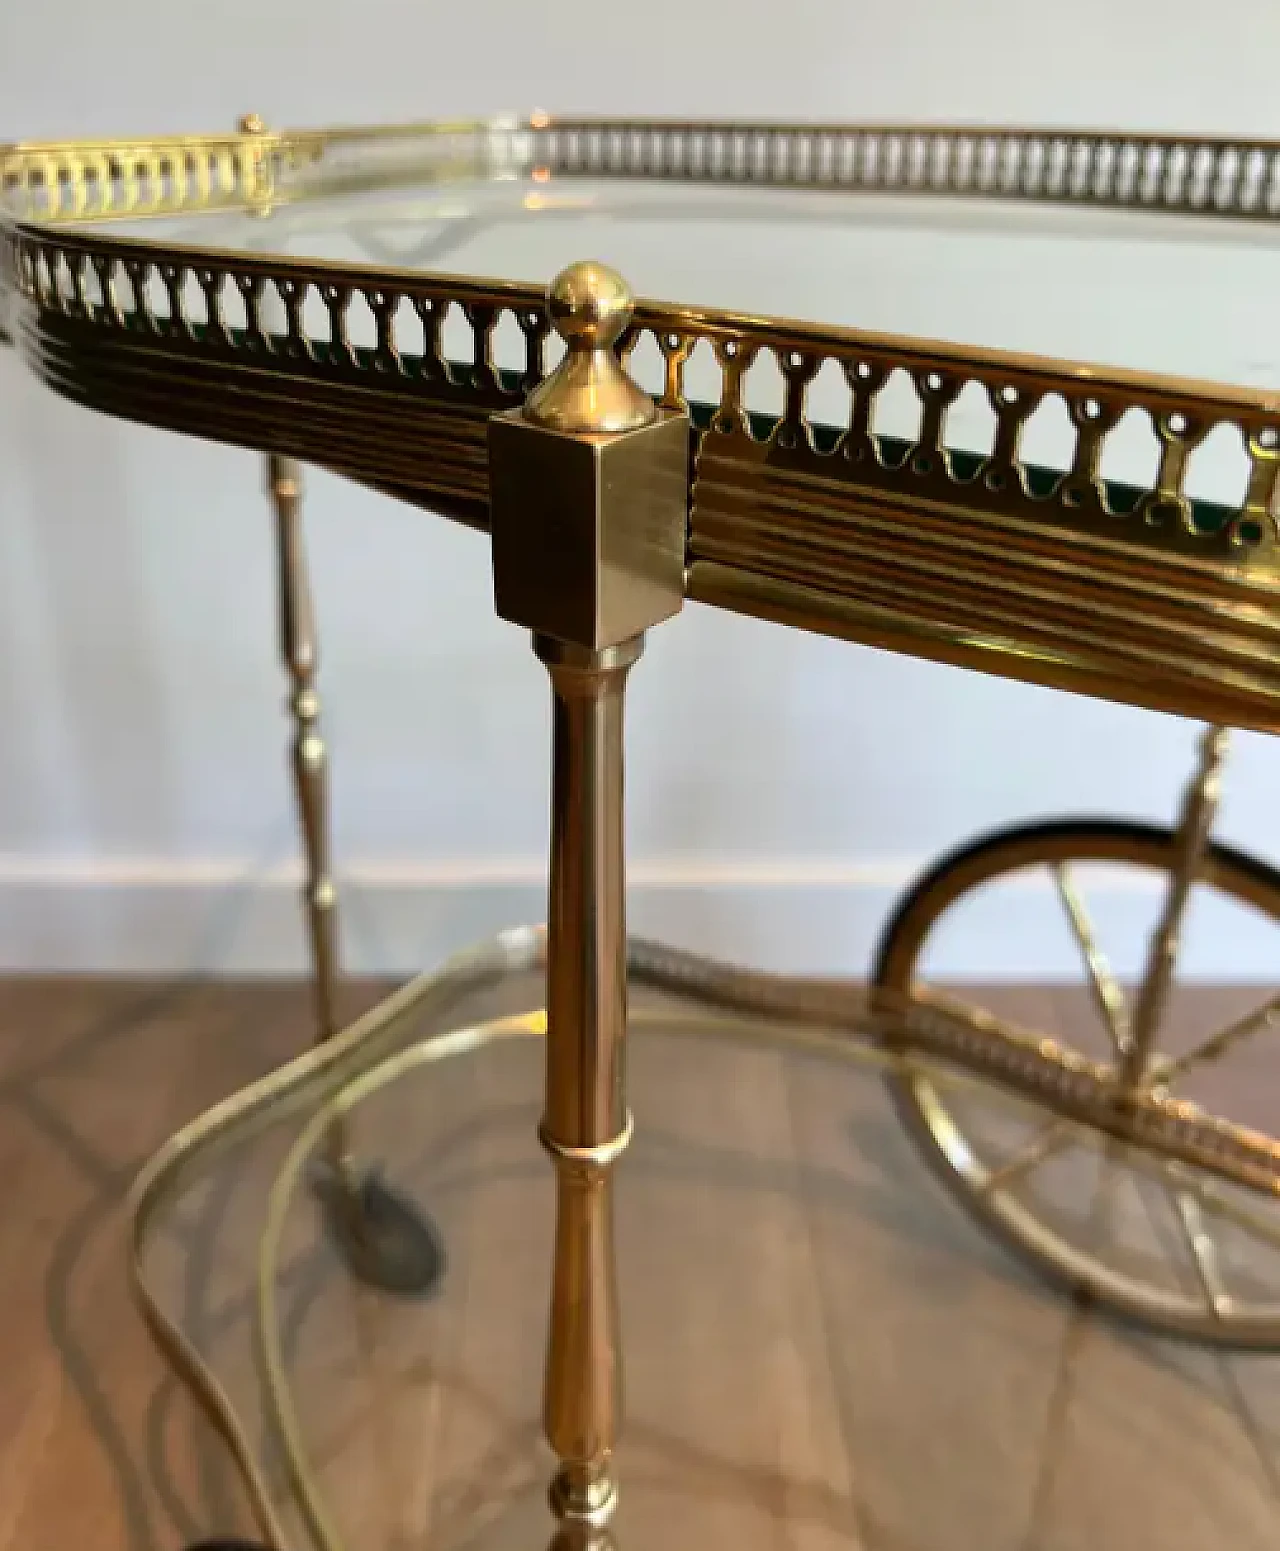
<box><xmin>488</xmin><ymin>408</ymin><xmax>690</xmax><ymax>648</ymax></box>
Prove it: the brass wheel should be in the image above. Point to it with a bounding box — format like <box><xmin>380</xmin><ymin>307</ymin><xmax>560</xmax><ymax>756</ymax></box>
<box><xmin>874</xmin><ymin>819</ymin><xmax>1280</xmax><ymax>1348</ymax></box>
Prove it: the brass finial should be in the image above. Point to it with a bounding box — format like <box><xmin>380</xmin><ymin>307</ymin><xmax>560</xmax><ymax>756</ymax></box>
<box><xmin>523</xmin><ymin>261</ymin><xmax>656</xmax><ymax>435</ymax></box>
<box><xmin>238</xmin><ymin>112</ymin><xmax>267</xmax><ymax>135</ymax></box>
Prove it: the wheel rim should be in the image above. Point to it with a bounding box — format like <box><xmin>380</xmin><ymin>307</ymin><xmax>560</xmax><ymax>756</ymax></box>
<box><xmin>875</xmin><ymin>821</ymin><xmax>1280</xmax><ymax>1347</ymax></box>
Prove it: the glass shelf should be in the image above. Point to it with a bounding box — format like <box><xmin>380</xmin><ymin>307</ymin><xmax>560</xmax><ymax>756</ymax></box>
<box><xmin>135</xmin><ymin>966</ymin><xmax>1280</xmax><ymax>1551</ymax></box>
<box><xmin>78</xmin><ymin>173</ymin><xmax>1280</xmax><ymax>392</ymax></box>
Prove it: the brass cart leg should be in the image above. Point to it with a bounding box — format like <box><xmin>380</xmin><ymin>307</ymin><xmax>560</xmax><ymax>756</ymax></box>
<box><xmin>264</xmin><ymin>451</ymin><xmax>444</xmax><ymax>1300</ymax></box>
<box><xmin>489</xmin><ymin>261</ymin><xmax>690</xmax><ymax>1545</ymax></box>
<box><xmin>1122</xmin><ymin>723</ymin><xmax>1230</xmax><ymax>1088</ymax></box>
<box><xmin>267</xmin><ymin>457</ymin><xmax>344</xmax><ymax>1082</ymax></box>
<box><xmin>537</xmin><ymin>633</ymin><xmax>638</xmax><ymax>1542</ymax></box>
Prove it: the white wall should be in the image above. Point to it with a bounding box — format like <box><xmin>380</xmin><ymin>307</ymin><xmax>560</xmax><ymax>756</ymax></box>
<box><xmin>3</xmin><ymin>0</ymin><xmax>1280</xmax><ymax>977</ymax></box>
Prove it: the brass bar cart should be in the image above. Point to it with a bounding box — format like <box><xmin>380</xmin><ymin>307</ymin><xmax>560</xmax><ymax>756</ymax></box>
<box><xmin>5</xmin><ymin>115</ymin><xmax>1280</xmax><ymax>1547</ymax></box>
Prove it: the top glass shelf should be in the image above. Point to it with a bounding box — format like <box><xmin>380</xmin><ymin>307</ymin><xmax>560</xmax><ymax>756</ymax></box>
<box><xmin>87</xmin><ymin>180</ymin><xmax>1280</xmax><ymax>388</ymax></box>
<box><xmin>11</xmin><ymin>118</ymin><xmax>1280</xmax><ymax>392</ymax></box>
<box><xmin>10</xmin><ymin>120</ymin><xmax>1280</xmax><ymax>732</ymax></box>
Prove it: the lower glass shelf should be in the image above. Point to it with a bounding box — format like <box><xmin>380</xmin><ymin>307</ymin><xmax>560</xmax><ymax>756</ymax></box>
<box><xmin>133</xmin><ymin>931</ymin><xmax>1280</xmax><ymax>1551</ymax></box>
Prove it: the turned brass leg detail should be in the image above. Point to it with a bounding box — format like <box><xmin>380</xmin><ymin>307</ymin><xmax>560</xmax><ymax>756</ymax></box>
<box><xmin>267</xmin><ymin>453</ymin><xmax>342</xmax><ymax>1049</ymax></box>
<box><xmin>488</xmin><ymin>259</ymin><xmax>689</xmax><ymax>1543</ymax></box>
<box><xmin>537</xmin><ymin>634</ymin><xmax>642</xmax><ymax>1540</ymax></box>
<box><xmin>266</xmin><ymin>455</ymin><xmax>349</xmax><ymax>1171</ymax></box>
<box><xmin>264</xmin><ymin>449</ymin><xmax>446</xmax><ymax>1298</ymax></box>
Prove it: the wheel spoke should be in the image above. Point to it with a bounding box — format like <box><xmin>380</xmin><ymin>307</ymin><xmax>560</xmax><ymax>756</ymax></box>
<box><xmin>1171</xmin><ymin>1188</ymin><xmax>1233</xmax><ymax>1318</ymax></box>
<box><xmin>1156</xmin><ymin>993</ymin><xmax>1280</xmax><ymax>1084</ymax></box>
<box><xmin>979</xmin><ymin>1119</ymin><xmax>1075</xmax><ymax>1196</ymax></box>
<box><xmin>1154</xmin><ymin>1158</ymin><xmax>1280</xmax><ymax>1256</ymax></box>
<box><xmin>1051</xmin><ymin>863</ymin><xmax>1130</xmax><ymax>1059</ymax></box>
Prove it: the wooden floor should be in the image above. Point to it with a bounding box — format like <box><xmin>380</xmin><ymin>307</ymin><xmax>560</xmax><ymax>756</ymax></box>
<box><xmin>3</xmin><ymin>976</ymin><xmax>1280</xmax><ymax>1551</ymax></box>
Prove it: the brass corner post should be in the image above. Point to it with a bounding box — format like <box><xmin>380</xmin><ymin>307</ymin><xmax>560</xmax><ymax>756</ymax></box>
<box><xmin>244</xmin><ymin>105</ymin><xmax>346</xmax><ymax>1180</ymax></box>
<box><xmin>488</xmin><ymin>261</ymin><xmax>690</xmax><ymax>1545</ymax></box>
<box><xmin>237</xmin><ymin>110</ymin><xmax>277</xmax><ymax>209</ymax></box>
<box><xmin>236</xmin><ymin>114</ymin><xmax>339</xmax><ymax>1059</ymax></box>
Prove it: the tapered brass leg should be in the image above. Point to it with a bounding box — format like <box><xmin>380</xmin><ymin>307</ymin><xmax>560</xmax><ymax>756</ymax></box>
<box><xmin>1123</xmin><ymin>723</ymin><xmax>1230</xmax><ymax>1089</ymax></box>
<box><xmin>488</xmin><ymin>259</ymin><xmax>690</xmax><ymax>1544</ymax></box>
<box><xmin>536</xmin><ymin>634</ymin><xmax>641</xmax><ymax>1540</ymax></box>
<box><xmin>265</xmin><ymin>451</ymin><xmax>444</xmax><ymax>1299</ymax></box>
<box><xmin>267</xmin><ymin>454</ymin><xmax>343</xmax><ymax>1054</ymax></box>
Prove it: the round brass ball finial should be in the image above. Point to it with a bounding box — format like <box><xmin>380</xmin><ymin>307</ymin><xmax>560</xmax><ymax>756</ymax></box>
<box><xmin>523</xmin><ymin>261</ymin><xmax>657</xmax><ymax>435</ymax></box>
<box><xmin>548</xmin><ymin>260</ymin><xmax>632</xmax><ymax>350</ymax></box>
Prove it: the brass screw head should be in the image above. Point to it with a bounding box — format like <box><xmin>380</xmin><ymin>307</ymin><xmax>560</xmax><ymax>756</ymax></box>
<box><xmin>523</xmin><ymin>260</ymin><xmax>656</xmax><ymax>436</ymax></box>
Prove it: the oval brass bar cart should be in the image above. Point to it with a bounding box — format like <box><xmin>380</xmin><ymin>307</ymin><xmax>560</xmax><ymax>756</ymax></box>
<box><xmin>7</xmin><ymin>116</ymin><xmax>1280</xmax><ymax>1548</ymax></box>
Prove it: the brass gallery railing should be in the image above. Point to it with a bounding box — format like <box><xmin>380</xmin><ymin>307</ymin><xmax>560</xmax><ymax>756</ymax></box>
<box><xmin>6</xmin><ymin>119</ymin><xmax>1280</xmax><ymax>738</ymax></box>
<box><xmin>11</xmin><ymin>117</ymin><xmax>1280</xmax><ymax>217</ymax></box>
<box><xmin>532</xmin><ymin>119</ymin><xmax>1280</xmax><ymax>213</ymax></box>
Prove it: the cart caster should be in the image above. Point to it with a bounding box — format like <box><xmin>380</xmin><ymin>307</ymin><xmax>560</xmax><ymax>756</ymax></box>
<box><xmin>311</xmin><ymin>1162</ymin><xmax>446</xmax><ymax>1299</ymax></box>
<box><xmin>875</xmin><ymin>818</ymin><xmax>1280</xmax><ymax>1350</ymax></box>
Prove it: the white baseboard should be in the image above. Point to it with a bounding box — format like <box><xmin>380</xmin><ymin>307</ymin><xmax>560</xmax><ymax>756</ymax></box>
<box><xmin>0</xmin><ymin>855</ymin><xmax>910</xmax><ymax>976</ymax></box>
<box><xmin>0</xmin><ymin>854</ymin><xmax>1271</xmax><ymax>980</ymax></box>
